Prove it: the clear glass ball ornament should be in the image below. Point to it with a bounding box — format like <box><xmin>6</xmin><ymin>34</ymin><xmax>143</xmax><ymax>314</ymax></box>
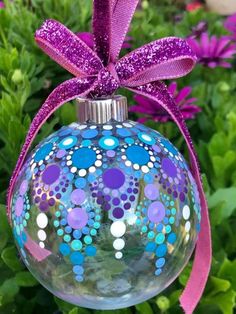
<box><xmin>10</xmin><ymin>96</ymin><xmax>201</xmax><ymax>309</ymax></box>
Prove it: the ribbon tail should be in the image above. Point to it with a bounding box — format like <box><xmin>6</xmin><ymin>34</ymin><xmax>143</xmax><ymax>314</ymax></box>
<box><xmin>128</xmin><ymin>82</ymin><xmax>211</xmax><ymax>314</ymax></box>
<box><xmin>7</xmin><ymin>77</ymin><xmax>96</xmax><ymax>261</ymax></box>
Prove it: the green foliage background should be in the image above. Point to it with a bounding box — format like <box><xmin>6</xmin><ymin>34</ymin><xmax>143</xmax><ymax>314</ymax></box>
<box><xmin>0</xmin><ymin>0</ymin><xmax>236</xmax><ymax>313</ymax></box>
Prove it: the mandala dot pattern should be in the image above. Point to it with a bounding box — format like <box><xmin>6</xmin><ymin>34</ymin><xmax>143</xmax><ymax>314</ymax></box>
<box><xmin>11</xmin><ymin>120</ymin><xmax>201</xmax><ymax>310</ymax></box>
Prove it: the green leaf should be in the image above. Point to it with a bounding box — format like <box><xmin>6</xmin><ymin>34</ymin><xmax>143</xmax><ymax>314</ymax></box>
<box><xmin>135</xmin><ymin>301</ymin><xmax>154</xmax><ymax>314</ymax></box>
<box><xmin>0</xmin><ymin>278</ymin><xmax>19</xmax><ymax>306</ymax></box>
<box><xmin>218</xmin><ymin>259</ymin><xmax>236</xmax><ymax>290</ymax></box>
<box><xmin>1</xmin><ymin>246</ymin><xmax>24</xmax><ymax>271</ymax></box>
<box><xmin>15</xmin><ymin>271</ymin><xmax>38</xmax><ymax>287</ymax></box>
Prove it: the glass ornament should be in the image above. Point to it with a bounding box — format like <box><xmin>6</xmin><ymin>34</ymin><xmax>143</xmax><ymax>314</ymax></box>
<box><xmin>10</xmin><ymin>96</ymin><xmax>201</xmax><ymax>309</ymax></box>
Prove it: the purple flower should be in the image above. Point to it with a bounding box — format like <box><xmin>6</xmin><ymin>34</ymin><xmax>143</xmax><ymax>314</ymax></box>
<box><xmin>187</xmin><ymin>32</ymin><xmax>236</xmax><ymax>68</ymax></box>
<box><xmin>224</xmin><ymin>14</ymin><xmax>236</xmax><ymax>40</ymax></box>
<box><xmin>77</xmin><ymin>32</ymin><xmax>132</xmax><ymax>50</ymax></box>
<box><xmin>0</xmin><ymin>1</ymin><xmax>5</xmax><ymax>9</ymax></box>
<box><xmin>190</xmin><ymin>21</ymin><xmax>208</xmax><ymax>39</ymax></box>
<box><xmin>129</xmin><ymin>82</ymin><xmax>201</xmax><ymax>123</ymax></box>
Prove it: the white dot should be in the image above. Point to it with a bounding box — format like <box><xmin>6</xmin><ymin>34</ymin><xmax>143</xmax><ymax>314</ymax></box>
<box><xmin>183</xmin><ymin>205</ymin><xmax>190</xmax><ymax>220</ymax></box>
<box><xmin>36</xmin><ymin>213</ymin><xmax>48</xmax><ymax>229</ymax></box>
<box><xmin>95</xmin><ymin>160</ymin><xmax>102</xmax><ymax>167</ymax></box>
<box><xmin>89</xmin><ymin>166</ymin><xmax>96</xmax><ymax>173</ymax></box>
<box><xmin>185</xmin><ymin>234</ymin><xmax>190</xmax><ymax>242</ymax></box>
<box><xmin>38</xmin><ymin>229</ymin><xmax>47</xmax><ymax>241</ymax></box>
<box><xmin>63</xmin><ymin>138</ymin><xmax>73</xmax><ymax>146</ymax></box>
<box><xmin>110</xmin><ymin>221</ymin><xmax>126</xmax><ymax>238</ymax></box>
<box><xmin>103</xmin><ymin>125</ymin><xmax>113</xmax><ymax>130</ymax></box>
<box><xmin>78</xmin><ymin>125</ymin><xmax>87</xmax><ymax>130</ymax></box>
<box><xmin>104</xmin><ymin>138</ymin><xmax>115</xmax><ymax>146</ymax></box>
<box><xmin>115</xmin><ymin>251</ymin><xmax>123</xmax><ymax>259</ymax></box>
<box><xmin>71</xmin><ymin>167</ymin><xmax>77</xmax><ymax>173</ymax></box>
<box><xmin>125</xmin><ymin>160</ymin><xmax>131</xmax><ymax>167</ymax></box>
<box><xmin>123</xmin><ymin>122</ymin><xmax>132</xmax><ymax>128</ymax></box>
<box><xmin>185</xmin><ymin>221</ymin><xmax>191</xmax><ymax>232</ymax></box>
<box><xmin>150</xmin><ymin>156</ymin><xmax>156</xmax><ymax>162</ymax></box>
<box><xmin>39</xmin><ymin>242</ymin><xmax>45</xmax><ymax>248</ymax></box>
<box><xmin>142</xmin><ymin>134</ymin><xmax>152</xmax><ymax>142</ymax></box>
<box><xmin>134</xmin><ymin>164</ymin><xmax>140</xmax><ymax>170</ymax></box>
<box><xmin>90</xmin><ymin>125</ymin><xmax>97</xmax><ymax>129</ymax></box>
<box><xmin>97</xmin><ymin>154</ymin><xmax>102</xmax><ymax>159</ymax></box>
<box><xmin>38</xmin><ymin>160</ymin><xmax>43</xmax><ymax>166</ymax></box>
<box><xmin>148</xmin><ymin>162</ymin><xmax>153</xmax><ymax>168</ymax></box>
<box><xmin>79</xmin><ymin>169</ymin><xmax>86</xmax><ymax>177</ymax></box>
<box><xmin>113</xmin><ymin>238</ymin><xmax>125</xmax><ymax>250</ymax></box>
<box><xmin>141</xmin><ymin>165</ymin><xmax>149</xmax><ymax>173</ymax></box>
<box><xmin>67</xmin><ymin>161</ymin><xmax>72</xmax><ymax>166</ymax></box>
<box><xmin>116</xmin><ymin>124</ymin><xmax>122</xmax><ymax>128</ymax></box>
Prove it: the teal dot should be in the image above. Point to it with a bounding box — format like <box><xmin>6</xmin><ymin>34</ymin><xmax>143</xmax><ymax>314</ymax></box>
<box><xmin>90</xmin><ymin>229</ymin><xmax>97</xmax><ymax>236</ymax></box>
<box><xmin>165</xmin><ymin>225</ymin><xmax>171</xmax><ymax>233</ymax></box>
<box><xmin>95</xmin><ymin>215</ymin><xmax>101</xmax><ymax>221</ymax></box>
<box><xmin>70</xmin><ymin>252</ymin><xmax>84</xmax><ymax>265</ymax></box>
<box><xmin>155</xmin><ymin>233</ymin><xmax>165</xmax><ymax>244</ymax></box>
<box><xmin>64</xmin><ymin>234</ymin><xmax>71</xmax><ymax>242</ymax></box>
<box><xmin>125</xmin><ymin>137</ymin><xmax>134</xmax><ymax>144</ymax></box>
<box><xmin>55</xmin><ymin>211</ymin><xmax>61</xmax><ymax>217</ymax></box>
<box><xmin>141</xmin><ymin>226</ymin><xmax>148</xmax><ymax>233</ymax></box>
<box><xmin>23</xmin><ymin>220</ymin><xmax>27</xmax><ymax>227</ymax></box>
<box><xmin>25</xmin><ymin>213</ymin><xmax>30</xmax><ymax>220</ymax></box>
<box><xmin>169</xmin><ymin>217</ymin><xmax>175</xmax><ymax>224</ymax></box>
<box><xmin>171</xmin><ymin>208</ymin><xmax>176</xmax><ymax>215</ymax></box>
<box><xmin>85</xmin><ymin>245</ymin><xmax>97</xmax><ymax>256</ymax></box>
<box><xmin>84</xmin><ymin>235</ymin><xmax>92</xmax><ymax>244</ymax></box>
<box><xmin>71</xmin><ymin>240</ymin><xmax>82</xmax><ymax>251</ymax></box>
<box><xmin>57</xmin><ymin>229</ymin><xmax>64</xmax><ymax>236</ymax></box>
<box><xmin>136</xmin><ymin>219</ymin><xmax>141</xmax><ymax>225</ymax></box>
<box><xmin>59</xmin><ymin>243</ymin><xmax>70</xmax><ymax>256</ymax></box>
<box><xmin>54</xmin><ymin>220</ymin><xmax>60</xmax><ymax>228</ymax></box>
<box><xmin>148</xmin><ymin>231</ymin><xmax>155</xmax><ymax>239</ymax></box>
<box><xmin>93</xmin><ymin>222</ymin><xmax>100</xmax><ymax>229</ymax></box>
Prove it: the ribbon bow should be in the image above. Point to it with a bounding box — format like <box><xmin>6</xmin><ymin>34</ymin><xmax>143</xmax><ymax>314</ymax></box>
<box><xmin>7</xmin><ymin>1</ymin><xmax>211</xmax><ymax>313</ymax></box>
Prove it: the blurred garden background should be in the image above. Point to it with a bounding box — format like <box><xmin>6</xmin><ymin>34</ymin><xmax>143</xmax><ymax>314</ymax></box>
<box><xmin>0</xmin><ymin>0</ymin><xmax>236</xmax><ymax>313</ymax></box>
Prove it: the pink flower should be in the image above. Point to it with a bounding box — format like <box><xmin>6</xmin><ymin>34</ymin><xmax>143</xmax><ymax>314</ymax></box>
<box><xmin>187</xmin><ymin>32</ymin><xmax>236</xmax><ymax>68</ymax></box>
<box><xmin>0</xmin><ymin>1</ymin><xmax>5</xmax><ymax>9</ymax></box>
<box><xmin>77</xmin><ymin>32</ymin><xmax>132</xmax><ymax>50</ymax></box>
<box><xmin>186</xmin><ymin>1</ymin><xmax>203</xmax><ymax>12</ymax></box>
<box><xmin>129</xmin><ymin>82</ymin><xmax>201</xmax><ymax>123</ymax></box>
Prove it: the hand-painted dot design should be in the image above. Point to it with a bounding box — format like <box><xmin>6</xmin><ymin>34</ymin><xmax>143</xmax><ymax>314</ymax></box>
<box><xmin>11</xmin><ymin>120</ymin><xmax>201</xmax><ymax>302</ymax></box>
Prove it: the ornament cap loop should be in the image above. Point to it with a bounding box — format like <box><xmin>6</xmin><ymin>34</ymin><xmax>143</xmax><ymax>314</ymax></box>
<box><xmin>77</xmin><ymin>95</ymin><xmax>128</xmax><ymax>124</ymax></box>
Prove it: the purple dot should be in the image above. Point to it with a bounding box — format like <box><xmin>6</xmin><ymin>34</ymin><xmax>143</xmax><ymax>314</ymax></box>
<box><xmin>127</xmin><ymin>188</ymin><xmax>132</xmax><ymax>194</ymax></box>
<box><xmin>106</xmin><ymin>150</ymin><xmax>116</xmax><ymax>157</ymax></box>
<box><xmin>15</xmin><ymin>197</ymin><xmax>24</xmax><ymax>217</ymax></box>
<box><xmin>67</xmin><ymin>208</ymin><xmax>88</xmax><ymax>229</ymax></box>
<box><xmin>124</xmin><ymin>202</ymin><xmax>131</xmax><ymax>210</ymax></box>
<box><xmin>133</xmin><ymin>188</ymin><xmax>138</xmax><ymax>194</ymax></box>
<box><xmin>37</xmin><ymin>189</ymin><xmax>42</xmax><ymax>195</ymax></box>
<box><xmin>48</xmin><ymin>198</ymin><xmax>55</xmax><ymax>206</ymax></box>
<box><xmin>56</xmin><ymin>193</ymin><xmax>61</xmax><ymax>199</ymax></box>
<box><xmin>161</xmin><ymin>158</ymin><xmax>177</xmax><ymax>178</ymax></box>
<box><xmin>70</xmin><ymin>189</ymin><xmax>86</xmax><ymax>205</ymax></box>
<box><xmin>179</xmin><ymin>192</ymin><xmax>185</xmax><ymax>202</ymax></box>
<box><xmin>113</xmin><ymin>207</ymin><xmax>124</xmax><ymax>219</ymax></box>
<box><xmin>35</xmin><ymin>196</ymin><xmax>40</xmax><ymax>204</ymax></box>
<box><xmin>20</xmin><ymin>180</ymin><xmax>28</xmax><ymax>196</ymax></box>
<box><xmin>103</xmin><ymin>168</ymin><xmax>125</xmax><ymax>189</ymax></box>
<box><xmin>41</xmin><ymin>193</ymin><xmax>47</xmax><ymax>201</ymax></box>
<box><xmin>104</xmin><ymin>195</ymin><xmax>111</xmax><ymax>201</ymax></box>
<box><xmin>173</xmin><ymin>191</ymin><xmax>178</xmax><ymax>198</ymax></box>
<box><xmin>112</xmin><ymin>198</ymin><xmax>120</xmax><ymax>206</ymax></box>
<box><xmin>144</xmin><ymin>184</ymin><xmax>159</xmax><ymax>200</ymax></box>
<box><xmin>129</xmin><ymin>195</ymin><xmax>135</xmax><ymax>202</ymax></box>
<box><xmin>39</xmin><ymin>201</ymin><xmax>49</xmax><ymax>212</ymax></box>
<box><xmin>148</xmin><ymin>201</ymin><xmax>166</xmax><ymax>223</ymax></box>
<box><xmin>55</xmin><ymin>186</ymin><xmax>60</xmax><ymax>192</ymax></box>
<box><xmin>56</xmin><ymin>149</ymin><xmax>66</xmax><ymax>158</ymax></box>
<box><xmin>49</xmin><ymin>191</ymin><xmax>54</xmax><ymax>196</ymax></box>
<box><xmin>121</xmin><ymin>194</ymin><xmax>127</xmax><ymax>201</ymax></box>
<box><xmin>152</xmin><ymin>145</ymin><xmax>161</xmax><ymax>153</ymax></box>
<box><xmin>103</xmin><ymin>203</ymin><xmax>111</xmax><ymax>211</ymax></box>
<box><xmin>42</xmin><ymin>165</ymin><xmax>60</xmax><ymax>185</ymax></box>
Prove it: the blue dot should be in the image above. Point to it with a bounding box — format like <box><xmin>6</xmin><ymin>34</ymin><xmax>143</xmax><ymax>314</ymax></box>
<box><xmin>156</xmin><ymin>244</ymin><xmax>167</xmax><ymax>257</ymax></box>
<box><xmin>75</xmin><ymin>275</ymin><xmax>84</xmax><ymax>282</ymax></box>
<box><xmin>82</xmin><ymin>129</ymin><xmax>98</xmax><ymax>139</ymax></box>
<box><xmin>156</xmin><ymin>257</ymin><xmax>166</xmax><ymax>268</ymax></box>
<box><xmin>73</xmin><ymin>265</ymin><xmax>84</xmax><ymax>275</ymax></box>
<box><xmin>155</xmin><ymin>269</ymin><xmax>162</xmax><ymax>276</ymax></box>
<box><xmin>75</xmin><ymin>178</ymin><xmax>86</xmax><ymax>188</ymax></box>
<box><xmin>167</xmin><ymin>232</ymin><xmax>177</xmax><ymax>244</ymax></box>
<box><xmin>99</xmin><ymin>136</ymin><xmax>119</xmax><ymax>150</ymax></box>
<box><xmin>58</xmin><ymin>136</ymin><xmax>77</xmax><ymax>149</ymax></box>
<box><xmin>70</xmin><ymin>252</ymin><xmax>84</xmax><ymax>265</ymax></box>
<box><xmin>73</xmin><ymin>230</ymin><xmax>82</xmax><ymax>239</ymax></box>
<box><xmin>59</xmin><ymin>128</ymin><xmax>72</xmax><ymax>136</ymax></box>
<box><xmin>117</xmin><ymin>128</ymin><xmax>131</xmax><ymax>137</ymax></box>
<box><xmin>22</xmin><ymin>232</ymin><xmax>27</xmax><ymax>243</ymax></box>
<box><xmin>126</xmin><ymin>145</ymin><xmax>149</xmax><ymax>165</ymax></box>
<box><xmin>136</xmin><ymin>123</ymin><xmax>149</xmax><ymax>131</ymax></box>
<box><xmin>160</xmin><ymin>138</ymin><xmax>178</xmax><ymax>156</ymax></box>
<box><xmin>102</xmin><ymin>130</ymin><xmax>112</xmax><ymax>136</ymax></box>
<box><xmin>156</xmin><ymin>224</ymin><xmax>163</xmax><ymax>232</ymax></box>
<box><xmin>85</xmin><ymin>245</ymin><xmax>97</xmax><ymax>256</ymax></box>
<box><xmin>88</xmin><ymin>174</ymin><xmax>96</xmax><ymax>183</ymax></box>
<box><xmin>81</xmin><ymin>140</ymin><xmax>92</xmax><ymax>147</ymax></box>
<box><xmin>59</xmin><ymin>243</ymin><xmax>70</xmax><ymax>256</ymax></box>
<box><xmin>125</xmin><ymin>137</ymin><xmax>134</xmax><ymax>144</ymax></box>
<box><xmin>35</xmin><ymin>143</ymin><xmax>53</xmax><ymax>162</ymax></box>
<box><xmin>72</xmin><ymin>148</ymin><xmax>96</xmax><ymax>169</ymax></box>
<box><xmin>145</xmin><ymin>242</ymin><xmax>156</xmax><ymax>252</ymax></box>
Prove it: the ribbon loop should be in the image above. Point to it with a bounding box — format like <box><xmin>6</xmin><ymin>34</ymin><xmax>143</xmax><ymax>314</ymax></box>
<box><xmin>35</xmin><ymin>19</ymin><xmax>103</xmax><ymax>76</ymax></box>
<box><xmin>116</xmin><ymin>37</ymin><xmax>196</xmax><ymax>86</ymax></box>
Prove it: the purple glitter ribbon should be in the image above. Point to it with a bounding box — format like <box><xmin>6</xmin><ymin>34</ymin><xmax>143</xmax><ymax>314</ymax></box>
<box><xmin>7</xmin><ymin>1</ymin><xmax>211</xmax><ymax>313</ymax></box>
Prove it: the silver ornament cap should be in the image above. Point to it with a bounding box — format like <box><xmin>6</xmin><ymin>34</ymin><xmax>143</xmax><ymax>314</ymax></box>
<box><xmin>77</xmin><ymin>95</ymin><xmax>128</xmax><ymax>124</ymax></box>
